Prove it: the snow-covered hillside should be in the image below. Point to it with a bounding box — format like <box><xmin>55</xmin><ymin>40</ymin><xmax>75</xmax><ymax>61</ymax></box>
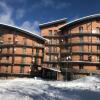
<box><xmin>0</xmin><ymin>75</ymin><xmax>100</xmax><ymax>100</ymax></box>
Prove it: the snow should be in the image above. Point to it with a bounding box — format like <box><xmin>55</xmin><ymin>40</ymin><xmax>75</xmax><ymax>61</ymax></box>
<box><xmin>0</xmin><ymin>75</ymin><xmax>100</xmax><ymax>100</ymax></box>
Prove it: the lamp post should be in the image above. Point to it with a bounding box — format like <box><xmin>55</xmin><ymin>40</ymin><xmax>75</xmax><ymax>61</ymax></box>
<box><xmin>65</xmin><ymin>56</ymin><xmax>71</xmax><ymax>80</ymax></box>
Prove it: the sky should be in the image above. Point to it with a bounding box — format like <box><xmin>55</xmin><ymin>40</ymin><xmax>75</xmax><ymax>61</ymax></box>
<box><xmin>0</xmin><ymin>0</ymin><xmax>100</xmax><ymax>33</ymax></box>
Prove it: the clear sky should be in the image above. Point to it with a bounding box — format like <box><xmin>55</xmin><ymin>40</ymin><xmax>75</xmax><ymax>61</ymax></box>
<box><xmin>0</xmin><ymin>0</ymin><xmax>100</xmax><ymax>32</ymax></box>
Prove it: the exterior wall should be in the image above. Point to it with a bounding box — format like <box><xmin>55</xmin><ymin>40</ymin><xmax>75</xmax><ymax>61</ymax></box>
<box><xmin>0</xmin><ymin>27</ymin><xmax>45</xmax><ymax>77</ymax></box>
<box><xmin>61</xmin><ymin>19</ymin><xmax>100</xmax><ymax>78</ymax></box>
<box><xmin>40</xmin><ymin>21</ymin><xmax>66</xmax><ymax>80</ymax></box>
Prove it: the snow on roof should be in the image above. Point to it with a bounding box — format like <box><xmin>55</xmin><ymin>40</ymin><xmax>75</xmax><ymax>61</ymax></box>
<box><xmin>43</xmin><ymin>66</ymin><xmax>61</xmax><ymax>72</ymax></box>
<box><xmin>59</xmin><ymin>14</ymin><xmax>100</xmax><ymax>30</ymax></box>
<box><xmin>0</xmin><ymin>23</ymin><xmax>46</xmax><ymax>41</ymax></box>
<box><xmin>48</xmin><ymin>68</ymin><xmax>61</xmax><ymax>72</ymax></box>
<box><xmin>39</xmin><ymin>18</ymin><xmax>67</xmax><ymax>27</ymax></box>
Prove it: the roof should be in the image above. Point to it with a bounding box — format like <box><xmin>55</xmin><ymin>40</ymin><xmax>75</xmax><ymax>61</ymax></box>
<box><xmin>0</xmin><ymin>23</ymin><xmax>46</xmax><ymax>42</ymax></box>
<box><xmin>59</xmin><ymin>14</ymin><xmax>100</xmax><ymax>30</ymax></box>
<box><xmin>39</xmin><ymin>18</ymin><xmax>67</xmax><ymax>28</ymax></box>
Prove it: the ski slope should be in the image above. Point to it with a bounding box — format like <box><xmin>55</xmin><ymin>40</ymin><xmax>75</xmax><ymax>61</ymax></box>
<box><xmin>0</xmin><ymin>75</ymin><xmax>100</xmax><ymax>100</ymax></box>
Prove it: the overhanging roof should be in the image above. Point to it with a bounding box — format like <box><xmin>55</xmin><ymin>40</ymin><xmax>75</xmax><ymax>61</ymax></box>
<box><xmin>59</xmin><ymin>14</ymin><xmax>100</xmax><ymax>30</ymax></box>
<box><xmin>39</xmin><ymin>18</ymin><xmax>67</xmax><ymax>28</ymax></box>
<box><xmin>0</xmin><ymin>23</ymin><xmax>46</xmax><ymax>42</ymax></box>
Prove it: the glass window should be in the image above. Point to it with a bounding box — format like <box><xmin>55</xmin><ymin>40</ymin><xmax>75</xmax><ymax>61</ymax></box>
<box><xmin>80</xmin><ymin>46</ymin><xmax>83</xmax><ymax>52</ymax></box>
<box><xmin>8</xmin><ymin>37</ymin><xmax>12</xmax><ymax>44</ymax></box>
<box><xmin>22</xmin><ymin>47</ymin><xmax>26</xmax><ymax>54</ymax></box>
<box><xmin>96</xmin><ymin>27</ymin><xmax>100</xmax><ymax>33</ymax></box>
<box><xmin>54</xmin><ymin>30</ymin><xmax>57</xmax><ymax>35</ymax></box>
<box><xmin>79</xmin><ymin>27</ymin><xmax>83</xmax><ymax>33</ymax></box>
<box><xmin>49</xmin><ymin>54</ymin><xmax>51</xmax><ymax>61</ymax></box>
<box><xmin>20</xmin><ymin>66</ymin><xmax>24</xmax><ymax>73</ymax></box>
<box><xmin>23</xmin><ymin>37</ymin><xmax>27</xmax><ymax>45</ymax></box>
<box><xmin>79</xmin><ymin>65</ymin><xmax>83</xmax><ymax>69</ymax></box>
<box><xmin>97</xmin><ymin>37</ymin><xmax>100</xmax><ymax>42</ymax></box>
<box><xmin>80</xmin><ymin>37</ymin><xmax>83</xmax><ymax>43</ymax></box>
<box><xmin>48</xmin><ymin>30</ymin><xmax>52</xmax><ymax>36</ymax></box>
<box><xmin>97</xmin><ymin>46</ymin><xmax>100</xmax><ymax>53</ymax></box>
<box><xmin>97</xmin><ymin>56</ymin><xmax>100</xmax><ymax>62</ymax></box>
<box><xmin>21</xmin><ymin>57</ymin><xmax>25</xmax><ymax>64</ymax></box>
<box><xmin>96</xmin><ymin>65</ymin><xmax>100</xmax><ymax>70</ymax></box>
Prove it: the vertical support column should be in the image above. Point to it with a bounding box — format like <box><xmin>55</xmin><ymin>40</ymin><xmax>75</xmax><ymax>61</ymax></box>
<box><xmin>91</xmin><ymin>21</ymin><xmax>92</xmax><ymax>61</ymax></box>
<box><xmin>11</xmin><ymin>31</ymin><xmax>15</xmax><ymax>73</ymax></box>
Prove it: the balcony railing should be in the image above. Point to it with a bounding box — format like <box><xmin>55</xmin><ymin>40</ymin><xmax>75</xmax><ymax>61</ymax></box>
<box><xmin>61</xmin><ymin>50</ymin><xmax>100</xmax><ymax>54</ymax></box>
<box><xmin>78</xmin><ymin>69</ymin><xmax>100</xmax><ymax>74</ymax></box>
<box><xmin>0</xmin><ymin>41</ymin><xmax>44</xmax><ymax>48</ymax></box>
<box><xmin>66</xmin><ymin>29</ymin><xmax>100</xmax><ymax>34</ymax></box>
<box><xmin>61</xmin><ymin>50</ymin><xmax>70</xmax><ymax>53</ymax></box>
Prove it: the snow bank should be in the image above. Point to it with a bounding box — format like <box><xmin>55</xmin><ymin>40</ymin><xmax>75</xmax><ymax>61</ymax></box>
<box><xmin>50</xmin><ymin>75</ymin><xmax>100</xmax><ymax>91</ymax></box>
<box><xmin>73</xmin><ymin>75</ymin><xmax>100</xmax><ymax>83</ymax></box>
<box><xmin>0</xmin><ymin>76</ymin><xmax>100</xmax><ymax>100</ymax></box>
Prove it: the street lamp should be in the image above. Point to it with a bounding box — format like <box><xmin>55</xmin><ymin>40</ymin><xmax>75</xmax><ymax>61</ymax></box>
<box><xmin>65</xmin><ymin>56</ymin><xmax>72</xmax><ymax>80</ymax></box>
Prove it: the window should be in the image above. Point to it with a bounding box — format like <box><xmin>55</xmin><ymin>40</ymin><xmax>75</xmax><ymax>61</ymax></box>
<box><xmin>79</xmin><ymin>26</ymin><xmax>83</xmax><ymax>33</ymax></box>
<box><xmin>54</xmin><ymin>30</ymin><xmax>57</xmax><ymax>35</ymax></box>
<box><xmin>96</xmin><ymin>27</ymin><xmax>100</xmax><ymax>33</ymax></box>
<box><xmin>20</xmin><ymin>66</ymin><xmax>24</xmax><ymax>73</ymax></box>
<box><xmin>97</xmin><ymin>56</ymin><xmax>100</xmax><ymax>62</ymax></box>
<box><xmin>49</xmin><ymin>54</ymin><xmax>51</xmax><ymax>61</ymax></box>
<box><xmin>0</xmin><ymin>35</ymin><xmax>3</xmax><ymax>42</ymax></box>
<box><xmin>97</xmin><ymin>46</ymin><xmax>100</xmax><ymax>53</ymax></box>
<box><xmin>21</xmin><ymin>57</ymin><xmax>25</xmax><ymax>64</ymax></box>
<box><xmin>80</xmin><ymin>54</ymin><xmax>83</xmax><ymax>61</ymax></box>
<box><xmin>49</xmin><ymin>39</ymin><xmax>52</xmax><ymax>44</ymax></box>
<box><xmin>80</xmin><ymin>46</ymin><xmax>83</xmax><ymax>52</ymax></box>
<box><xmin>96</xmin><ymin>65</ymin><xmax>100</xmax><ymax>70</ymax></box>
<box><xmin>48</xmin><ymin>47</ymin><xmax>52</xmax><ymax>53</ymax></box>
<box><xmin>97</xmin><ymin>37</ymin><xmax>100</xmax><ymax>42</ymax></box>
<box><xmin>22</xmin><ymin>47</ymin><xmax>26</xmax><ymax>54</ymax></box>
<box><xmin>79</xmin><ymin>65</ymin><xmax>83</xmax><ymax>69</ymax></box>
<box><xmin>0</xmin><ymin>48</ymin><xmax>2</xmax><ymax>53</ymax></box>
<box><xmin>36</xmin><ymin>49</ymin><xmax>39</xmax><ymax>56</ymax></box>
<box><xmin>80</xmin><ymin>36</ymin><xmax>83</xmax><ymax>43</ymax></box>
<box><xmin>48</xmin><ymin>30</ymin><xmax>52</xmax><ymax>36</ymax></box>
<box><xmin>7</xmin><ymin>47</ymin><xmax>10</xmax><ymax>54</ymax></box>
<box><xmin>88</xmin><ymin>55</ymin><xmax>92</xmax><ymax>61</ymax></box>
<box><xmin>23</xmin><ymin>37</ymin><xmax>27</xmax><ymax>45</ymax></box>
<box><xmin>8</xmin><ymin>37</ymin><xmax>12</xmax><ymax>44</ymax></box>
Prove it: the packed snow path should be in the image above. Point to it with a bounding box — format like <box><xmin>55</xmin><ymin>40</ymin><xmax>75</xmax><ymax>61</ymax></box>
<box><xmin>0</xmin><ymin>75</ymin><xmax>100</xmax><ymax>100</ymax></box>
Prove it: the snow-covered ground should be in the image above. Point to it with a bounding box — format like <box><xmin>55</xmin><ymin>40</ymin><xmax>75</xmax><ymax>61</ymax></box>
<box><xmin>0</xmin><ymin>75</ymin><xmax>100</xmax><ymax>100</ymax></box>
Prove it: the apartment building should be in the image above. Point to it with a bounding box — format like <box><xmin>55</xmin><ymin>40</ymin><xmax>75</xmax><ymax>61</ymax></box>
<box><xmin>39</xmin><ymin>18</ymin><xmax>67</xmax><ymax>80</ymax></box>
<box><xmin>0</xmin><ymin>24</ymin><xmax>45</xmax><ymax>78</ymax></box>
<box><xmin>59</xmin><ymin>14</ymin><xmax>100</xmax><ymax>79</ymax></box>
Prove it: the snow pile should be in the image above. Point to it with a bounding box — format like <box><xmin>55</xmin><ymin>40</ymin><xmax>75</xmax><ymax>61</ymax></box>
<box><xmin>0</xmin><ymin>75</ymin><xmax>100</xmax><ymax>100</ymax></box>
<box><xmin>73</xmin><ymin>75</ymin><xmax>100</xmax><ymax>83</ymax></box>
<box><xmin>51</xmin><ymin>75</ymin><xmax>100</xmax><ymax>91</ymax></box>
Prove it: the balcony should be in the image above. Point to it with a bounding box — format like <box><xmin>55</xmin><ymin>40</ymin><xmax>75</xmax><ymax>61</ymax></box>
<box><xmin>0</xmin><ymin>41</ymin><xmax>33</xmax><ymax>48</ymax></box>
<box><xmin>0</xmin><ymin>60</ymin><xmax>12</xmax><ymax>65</ymax></box>
<box><xmin>60</xmin><ymin>41</ymin><xmax>100</xmax><ymax>47</ymax></box>
<box><xmin>61</xmin><ymin>51</ymin><xmax>100</xmax><ymax>55</ymax></box>
<box><xmin>34</xmin><ymin>44</ymin><xmax>44</xmax><ymax>49</ymax></box>
<box><xmin>43</xmin><ymin>34</ymin><xmax>65</xmax><ymax>38</ymax></box>
<box><xmin>61</xmin><ymin>50</ymin><xmax>70</xmax><ymax>54</ymax></box>
<box><xmin>78</xmin><ymin>69</ymin><xmax>100</xmax><ymax>74</ymax></box>
<box><xmin>63</xmin><ymin>30</ymin><xmax>100</xmax><ymax>38</ymax></box>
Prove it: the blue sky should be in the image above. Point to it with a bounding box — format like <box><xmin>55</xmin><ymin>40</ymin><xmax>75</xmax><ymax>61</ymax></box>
<box><xmin>0</xmin><ymin>0</ymin><xmax>100</xmax><ymax>32</ymax></box>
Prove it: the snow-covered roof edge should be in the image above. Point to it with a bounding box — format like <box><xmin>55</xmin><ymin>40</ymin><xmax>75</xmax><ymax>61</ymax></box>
<box><xmin>39</xmin><ymin>18</ymin><xmax>67</xmax><ymax>28</ymax></box>
<box><xmin>59</xmin><ymin>14</ymin><xmax>100</xmax><ymax>30</ymax></box>
<box><xmin>0</xmin><ymin>23</ymin><xmax>46</xmax><ymax>42</ymax></box>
